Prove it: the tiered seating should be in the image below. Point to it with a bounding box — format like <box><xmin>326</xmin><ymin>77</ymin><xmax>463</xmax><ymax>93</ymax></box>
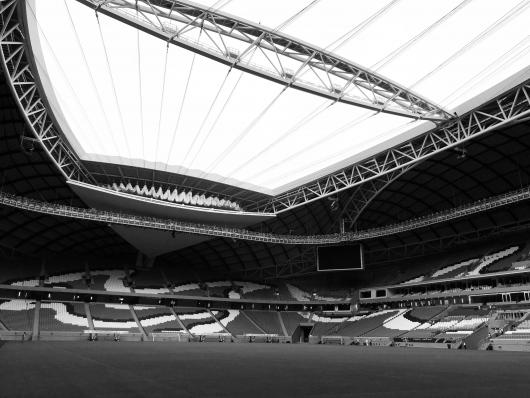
<box><xmin>364</xmin><ymin>310</ymin><xmax>421</xmax><ymax>337</ymax></box>
<box><xmin>430</xmin><ymin>259</ymin><xmax>478</xmax><ymax>279</ymax></box>
<box><xmin>221</xmin><ymin>310</ymin><xmax>262</xmax><ymax>336</ymax></box>
<box><xmin>245</xmin><ymin>311</ymin><xmax>284</xmax><ymax>335</ymax></box>
<box><xmin>131</xmin><ymin>269</ymin><xmax>166</xmax><ymax>289</ymax></box>
<box><xmin>133</xmin><ymin>306</ymin><xmax>183</xmax><ymax>334</ymax></box>
<box><xmin>467</xmin><ymin>246</ymin><xmax>520</xmax><ymax>275</ymax></box>
<box><xmin>174</xmin><ymin>308</ymin><xmax>222</xmax><ymax>335</ymax></box>
<box><xmin>404</xmin><ymin>306</ymin><xmax>446</xmax><ymax>322</ymax></box>
<box><xmin>0</xmin><ymin>299</ymin><xmax>35</xmax><ymax>331</ymax></box>
<box><xmin>326</xmin><ymin>310</ymin><xmax>400</xmax><ymax>337</ymax></box>
<box><xmin>89</xmin><ymin>303</ymin><xmax>139</xmax><ymax>330</ymax></box>
<box><xmin>310</xmin><ymin>314</ymin><xmax>353</xmax><ymax>336</ymax></box>
<box><xmin>448</xmin><ymin>317</ymin><xmax>488</xmax><ymax>331</ymax></box>
<box><xmin>39</xmin><ymin>302</ymin><xmax>89</xmax><ymax>331</ymax></box>
<box><xmin>280</xmin><ymin>312</ymin><xmax>307</xmax><ymax>335</ymax></box>
<box><xmin>285</xmin><ymin>284</ymin><xmax>343</xmax><ymax>302</ymax></box>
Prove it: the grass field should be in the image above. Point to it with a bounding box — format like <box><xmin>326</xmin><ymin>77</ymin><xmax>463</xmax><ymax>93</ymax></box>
<box><xmin>1</xmin><ymin>341</ymin><xmax>530</xmax><ymax>397</ymax></box>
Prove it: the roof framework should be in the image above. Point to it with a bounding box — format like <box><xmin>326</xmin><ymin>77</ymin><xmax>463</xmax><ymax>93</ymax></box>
<box><xmin>75</xmin><ymin>0</ymin><xmax>449</xmax><ymax>121</ymax></box>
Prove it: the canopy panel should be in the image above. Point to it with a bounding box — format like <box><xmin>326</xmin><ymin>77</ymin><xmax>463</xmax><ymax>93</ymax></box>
<box><xmin>27</xmin><ymin>0</ymin><xmax>530</xmax><ymax>195</ymax></box>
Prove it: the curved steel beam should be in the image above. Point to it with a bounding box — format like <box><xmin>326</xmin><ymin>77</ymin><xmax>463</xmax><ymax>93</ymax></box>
<box><xmin>255</xmin><ymin>80</ymin><xmax>530</xmax><ymax>213</ymax></box>
<box><xmin>0</xmin><ymin>0</ymin><xmax>93</xmax><ymax>183</ymax></box>
<box><xmin>74</xmin><ymin>0</ymin><xmax>449</xmax><ymax>121</ymax></box>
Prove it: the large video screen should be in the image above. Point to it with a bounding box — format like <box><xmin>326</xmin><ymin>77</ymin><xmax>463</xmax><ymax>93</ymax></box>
<box><xmin>317</xmin><ymin>244</ymin><xmax>364</xmax><ymax>271</ymax></box>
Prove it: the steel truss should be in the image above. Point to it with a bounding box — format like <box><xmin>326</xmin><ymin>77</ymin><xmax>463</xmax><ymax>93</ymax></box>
<box><xmin>2</xmin><ymin>184</ymin><xmax>530</xmax><ymax>245</ymax></box>
<box><xmin>75</xmin><ymin>0</ymin><xmax>448</xmax><ymax>121</ymax></box>
<box><xmin>0</xmin><ymin>0</ymin><xmax>93</xmax><ymax>183</ymax></box>
<box><xmin>256</xmin><ymin>80</ymin><xmax>530</xmax><ymax>214</ymax></box>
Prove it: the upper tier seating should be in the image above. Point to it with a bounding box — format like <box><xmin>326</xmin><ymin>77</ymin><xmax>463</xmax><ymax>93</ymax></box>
<box><xmin>431</xmin><ymin>259</ymin><xmax>478</xmax><ymax>279</ymax></box>
<box><xmin>467</xmin><ymin>246</ymin><xmax>520</xmax><ymax>275</ymax></box>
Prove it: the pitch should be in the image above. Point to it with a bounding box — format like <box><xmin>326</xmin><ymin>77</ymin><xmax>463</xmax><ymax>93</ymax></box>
<box><xmin>1</xmin><ymin>342</ymin><xmax>529</xmax><ymax>397</ymax></box>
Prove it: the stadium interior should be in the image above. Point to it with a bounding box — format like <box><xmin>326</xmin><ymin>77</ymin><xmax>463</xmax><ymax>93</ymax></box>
<box><xmin>0</xmin><ymin>0</ymin><xmax>530</xmax><ymax>396</ymax></box>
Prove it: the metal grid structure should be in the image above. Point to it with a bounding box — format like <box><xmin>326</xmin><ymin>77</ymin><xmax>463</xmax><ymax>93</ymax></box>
<box><xmin>256</xmin><ymin>80</ymin><xmax>530</xmax><ymax>214</ymax></box>
<box><xmin>75</xmin><ymin>0</ymin><xmax>449</xmax><ymax>121</ymax></box>
<box><xmin>2</xmin><ymin>183</ymin><xmax>530</xmax><ymax>245</ymax></box>
<box><xmin>0</xmin><ymin>0</ymin><xmax>93</xmax><ymax>183</ymax></box>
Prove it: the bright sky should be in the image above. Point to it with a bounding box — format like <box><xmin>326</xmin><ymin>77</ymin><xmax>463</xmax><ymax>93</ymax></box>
<box><xmin>28</xmin><ymin>0</ymin><xmax>530</xmax><ymax>195</ymax></box>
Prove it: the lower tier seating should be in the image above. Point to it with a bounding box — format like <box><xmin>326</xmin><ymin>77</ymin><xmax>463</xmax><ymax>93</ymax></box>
<box><xmin>0</xmin><ymin>299</ymin><xmax>35</xmax><ymax>331</ymax></box>
<box><xmin>280</xmin><ymin>312</ymin><xmax>307</xmax><ymax>335</ymax></box>
<box><xmin>134</xmin><ymin>306</ymin><xmax>183</xmax><ymax>334</ymax></box>
<box><xmin>245</xmin><ymin>311</ymin><xmax>284</xmax><ymax>335</ymax></box>
<box><xmin>39</xmin><ymin>302</ymin><xmax>88</xmax><ymax>331</ymax></box>
<box><xmin>89</xmin><ymin>303</ymin><xmax>139</xmax><ymax>331</ymax></box>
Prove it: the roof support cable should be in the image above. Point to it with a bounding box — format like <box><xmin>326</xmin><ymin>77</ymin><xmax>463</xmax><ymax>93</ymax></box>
<box><xmin>274</xmin><ymin>0</ymin><xmax>320</xmax><ymax>32</ymax></box>
<box><xmin>439</xmin><ymin>36</ymin><xmax>530</xmax><ymax>107</ymax></box>
<box><xmin>183</xmin><ymin>46</ymin><xmax>259</xmax><ymax>181</ymax></box>
<box><xmin>185</xmin><ymin>68</ymin><xmax>248</xmax><ymax>175</ymax></box>
<box><xmin>410</xmin><ymin>0</ymin><xmax>530</xmax><ymax>90</ymax></box>
<box><xmin>24</xmin><ymin>2</ymin><xmax>101</xmax><ymax>158</ymax></box>
<box><xmin>242</xmin><ymin>111</ymin><xmax>377</xmax><ymax>185</ymax></box>
<box><xmin>220</xmin><ymin>99</ymin><xmax>335</xmax><ymax>183</ymax></box>
<box><xmin>294</xmin><ymin>0</ymin><xmax>401</xmax><ymax>82</ymax></box>
<box><xmin>371</xmin><ymin>0</ymin><xmax>473</xmax><ymax>71</ymax></box>
<box><xmin>201</xmin><ymin>86</ymin><xmax>288</xmax><ymax>179</ymax></box>
<box><xmin>178</xmin><ymin>68</ymin><xmax>233</xmax><ymax>178</ymax></box>
<box><xmin>326</xmin><ymin>0</ymin><xmax>401</xmax><ymax>53</ymax></box>
<box><xmin>95</xmin><ymin>10</ymin><xmax>132</xmax><ymax>160</ymax></box>
<box><xmin>61</xmin><ymin>0</ymin><xmax>124</xmax><ymax>165</ymax></box>
<box><xmin>136</xmin><ymin>5</ymin><xmax>146</xmax><ymax>169</ymax></box>
<box><xmin>152</xmin><ymin>42</ymin><xmax>170</xmax><ymax>186</ymax></box>
<box><xmin>164</xmin><ymin>31</ymin><xmax>203</xmax><ymax>172</ymax></box>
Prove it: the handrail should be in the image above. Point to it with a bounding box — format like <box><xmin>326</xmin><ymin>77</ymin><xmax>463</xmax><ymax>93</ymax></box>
<box><xmin>1</xmin><ymin>185</ymin><xmax>530</xmax><ymax>244</ymax></box>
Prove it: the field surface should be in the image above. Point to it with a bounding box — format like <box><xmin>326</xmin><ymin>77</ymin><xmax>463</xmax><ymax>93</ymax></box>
<box><xmin>1</xmin><ymin>342</ymin><xmax>530</xmax><ymax>397</ymax></box>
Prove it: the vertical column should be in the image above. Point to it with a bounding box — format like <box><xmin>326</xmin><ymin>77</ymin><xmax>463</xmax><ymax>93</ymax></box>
<box><xmin>31</xmin><ymin>301</ymin><xmax>41</xmax><ymax>341</ymax></box>
<box><xmin>84</xmin><ymin>303</ymin><xmax>94</xmax><ymax>330</ymax></box>
<box><xmin>129</xmin><ymin>305</ymin><xmax>147</xmax><ymax>340</ymax></box>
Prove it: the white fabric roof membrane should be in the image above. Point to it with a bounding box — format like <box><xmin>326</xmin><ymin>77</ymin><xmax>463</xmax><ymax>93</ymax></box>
<box><xmin>27</xmin><ymin>0</ymin><xmax>530</xmax><ymax>195</ymax></box>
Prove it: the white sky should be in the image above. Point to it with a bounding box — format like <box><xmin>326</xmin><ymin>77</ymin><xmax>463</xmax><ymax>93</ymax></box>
<box><xmin>28</xmin><ymin>0</ymin><xmax>530</xmax><ymax>194</ymax></box>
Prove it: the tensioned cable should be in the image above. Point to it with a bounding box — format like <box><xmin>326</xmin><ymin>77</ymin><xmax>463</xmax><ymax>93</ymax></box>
<box><xmin>293</xmin><ymin>0</ymin><xmax>401</xmax><ymax>85</ymax></box>
<box><xmin>219</xmin><ymin>99</ymin><xmax>334</xmax><ymax>182</ymax></box>
<box><xmin>257</xmin><ymin>116</ymin><xmax>417</xmax><ymax>188</ymax></box>
<box><xmin>274</xmin><ymin>0</ymin><xmax>320</xmax><ymax>31</ymax></box>
<box><xmin>371</xmin><ymin>0</ymin><xmax>473</xmax><ymax>71</ymax></box>
<box><xmin>243</xmin><ymin>111</ymin><xmax>377</xmax><ymax>184</ymax></box>
<box><xmin>24</xmin><ymin>3</ymin><xmax>102</xmax><ymax>157</ymax></box>
<box><xmin>95</xmin><ymin>11</ymin><xmax>132</xmax><ymax>160</ymax></box>
<box><xmin>325</xmin><ymin>0</ymin><xmax>401</xmax><ymax>53</ymax></box>
<box><xmin>200</xmin><ymin>86</ymin><xmax>289</xmax><ymax>178</ymax></box>
<box><xmin>185</xmin><ymin>70</ymin><xmax>244</xmax><ymax>175</ymax></box>
<box><xmin>153</xmin><ymin>43</ymin><xmax>170</xmax><ymax>184</ymax></box>
<box><xmin>164</xmin><ymin>45</ymin><xmax>200</xmax><ymax>171</ymax></box>
<box><xmin>178</xmin><ymin>69</ymin><xmax>233</xmax><ymax>176</ymax></box>
<box><xmin>410</xmin><ymin>0</ymin><xmax>530</xmax><ymax>90</ymax></box>
<box><xmin>136</xmin><ymin>6</ymin><xmax>146</xmax><ymax>169</ymax></box>
<box><xmin>61</xmin><ymin>1</ymin><xmax>124</xmax><ymax>163</ymax></box>
<box><xmin>439</xmin><ymin>37</ymin><xmax>530</xmax><ymax>107</ymax></box>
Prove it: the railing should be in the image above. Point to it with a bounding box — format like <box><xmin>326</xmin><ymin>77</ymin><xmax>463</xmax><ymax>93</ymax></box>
<box><xmin>1</xmin><ymin>185</ymin><xmax>530</xmax><ymax>244</ymax></box>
